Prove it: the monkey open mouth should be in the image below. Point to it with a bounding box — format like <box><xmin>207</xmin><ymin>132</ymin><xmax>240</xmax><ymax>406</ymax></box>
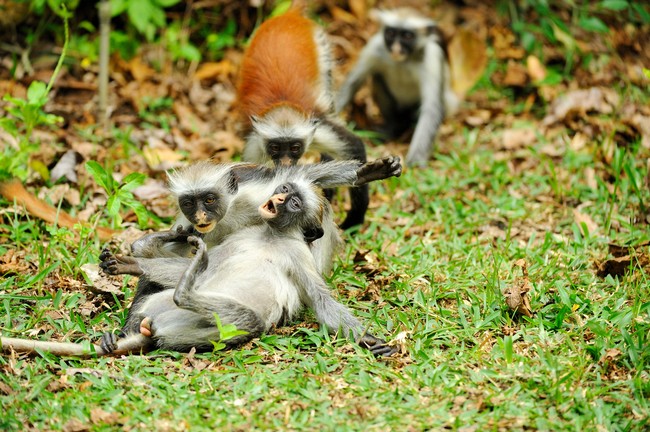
<box><xmin>259</xmin><ymin>198</ymin><xmax>277</xmax><ymax>219</ymax></box>
<box><xmin>194</xmin><ymin>221</ymin><xmax>216</xmax><ymax>234</ymax></box>
<box><xmin>260</xmin><ymin>193</ymin><xmax>286</xmax><ymax>219</ymax></box>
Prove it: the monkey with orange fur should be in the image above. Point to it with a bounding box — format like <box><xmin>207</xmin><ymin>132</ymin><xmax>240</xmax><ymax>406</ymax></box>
<box><xmin>237</xmin><ymin>5</ymin><xmax>370</xmax><ymax>230</ymax></box>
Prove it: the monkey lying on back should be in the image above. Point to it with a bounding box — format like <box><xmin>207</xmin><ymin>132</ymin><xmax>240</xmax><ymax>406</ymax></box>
<box><xmin>98</xmin><ymin>179</ymin><xmax>394</xmax><ymax>356</ymax></box>
<box><xmin>1</xmin><ymin>158</ymin><xmax>401</xmax><ymax>357</ymax></box>
<box><xmin>336</xmin><ymin>8</ymin><xmax>459</xmax><ymax>166</ymax></box>
<box><xmin>2</xmin><ymin>182</ymin><xmax>392</xmax><ymax>356</ymax></box>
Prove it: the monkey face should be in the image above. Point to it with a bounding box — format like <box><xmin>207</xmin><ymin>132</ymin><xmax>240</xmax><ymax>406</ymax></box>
<box><xmin>178</xmin><ymin>191</ymin><xmax>226</xmax><ymax>234</ymax></box>
<box><xmin>384</xmin><ymin>26</ymin><xmax>416</xmax><ymax>62</ymax></box>
<box><xmin>259</xmin><ymin>183</ymin><xmax>306</xmax><ymax>229</ymax></box>
<box><xmin>266</xmin><ymin>139</ymin><xmax>305</xmax><ymax>167</ymax></box>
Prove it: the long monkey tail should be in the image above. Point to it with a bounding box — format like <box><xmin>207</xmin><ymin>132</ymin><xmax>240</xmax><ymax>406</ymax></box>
<box><xmin>0</xmin><ymin>179</ymin><xmax>118</xmax><ymax>241</ymax></box>
<box><xmin>0</xmin><ymin>336</ymin><xmax>150</xmax><ymax>357</ymax></box>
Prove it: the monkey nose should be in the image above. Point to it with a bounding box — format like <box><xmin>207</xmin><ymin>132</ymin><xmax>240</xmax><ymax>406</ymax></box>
<box><xmin>279</xmin><ymin>157</ymin><xmax>293</xmax><ymax>167</ymax></box>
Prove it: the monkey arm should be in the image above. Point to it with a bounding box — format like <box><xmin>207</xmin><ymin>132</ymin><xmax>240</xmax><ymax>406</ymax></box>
<box><xmin>405</xmin><ymin>41</ymin><xmax>446</xmax><ymax>166</ymax></box>
<box><xmin>130</xmin><ymin>225</ymin><xmax>195</xmax><ymax>258</ymax></box>
<box><xmin>354</xmin><ymin>156</ymin><xmax>402</xmax><ymax>185</ymax></box>
<box><xmin>335</xmin><ymin>35</ymin><xmax>383</xmax><ymax>114</ymax></box>
<box><xmin>100</xmin><ymin>250</ymin><xmax>191</xmax><ymax>287</ymax></box>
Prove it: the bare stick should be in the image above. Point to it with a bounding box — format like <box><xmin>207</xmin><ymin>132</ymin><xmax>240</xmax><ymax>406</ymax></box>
<box><xmin>97</xmin><ymin>0</ymin><xmax>111</xmax><ymax>133</ymax></box>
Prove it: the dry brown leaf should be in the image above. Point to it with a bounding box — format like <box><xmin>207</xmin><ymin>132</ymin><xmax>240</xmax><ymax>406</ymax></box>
<box><xmin>194</xmin><ymin>60</ymin><xmax>236</xmax><ymax>81</ymax></box>
<box><xmin>543</xmin><ymin>87</ymin><xmax>620</xmax><ymax>126</ymax></box>
<box><xmin>464</xmin><ymin>109</ymin><xmax>492</xmax><ymax>126</ymax></box>
<box><xmin>526</xmin><ymin>55</ymin><xmax>547</xmax><ymax>82</ymax></box>
<box><xmin>349</xmin><ymin>0</ymin><xmax>368</xmax><ymax>20</ymax></box>
<box><xmin>142</xmin><ymin>140</ymin><xmax>185</xmax><ymax>171</ymax></box>
<box><xmin>172</xmin><ymin>102</ymin><xmax>210</xmax><ymax>136</ymax></box>
<box><xmin>490</xmin><ymin>26</ymin><xmax>525</xmax><ymax>60</ymax></box>
<box><xmin>81</xmin><ymin>263</ymin><xmax>125</xmax><ymax>299</ymax></box>
<box><xmin>127</xmin><ymin>56</ymin><xmax>156</xmax><ymax>82</ymax></box>
<box><xmin>502</xmin><ymin>61</ymin><xmax>528</xmax><ymax>87</ymax></box>
<box><xmin>502</xmin><ymin>128</ymin><xmax>536</xmax><ymax>150</ymax></box>
<box><xmin>573</xmin><ymin>208</ymin><xmax>599</xmax><ymax>235</ymax></box>
<box><xmin>330</xmin><ymin>6</ymin><xmax>357</xmax><ymax>24</ymax></box>
<box><xmin>448</xmin><ymin>27</ymin><xmax>488</xmax><ymax>97</ymax></box>
<box><xmin>90</xmin><ymin>408</ymin><xmax>122</xmax><ymax>426</ymax></box>
<box><xmin>504</xmin><ymin>259</ymin><xmax>533</xmax><ymax>317</ymax></box>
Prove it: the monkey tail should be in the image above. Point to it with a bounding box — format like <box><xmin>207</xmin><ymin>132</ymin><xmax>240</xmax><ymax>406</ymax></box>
<box><xmin>1</xmin><ymin>336</ymin><xmax>105</xmax><ymax>357</ymax></box>
<box><xmin>0</xmin><ymin>179</ymin><xmax>118</xmax><ymax>241</ymax></box>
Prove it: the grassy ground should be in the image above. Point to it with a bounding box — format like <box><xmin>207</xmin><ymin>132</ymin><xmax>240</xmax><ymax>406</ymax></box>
<box><xmin>2</xmin><ymin>127</ymin><xmax>649</xmax><ymax>430</ymax></box>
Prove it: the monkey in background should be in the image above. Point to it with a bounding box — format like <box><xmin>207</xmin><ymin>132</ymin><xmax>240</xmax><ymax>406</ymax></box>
<box><xmin>236</xmin><ymin>5</ymin><xmax>372</xmax><ymax>229</ymax></box>
<box><xmin>336</xmin><ymin>8</ymin><xmax>459</xmax><ymax>167</ymax></box>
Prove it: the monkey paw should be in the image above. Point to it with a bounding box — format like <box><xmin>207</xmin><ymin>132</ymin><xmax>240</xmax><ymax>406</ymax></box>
<box><xmin>99</xmin><ymin>251</ymin><xmax>142</xmax><ymax>276</ymax></box>
<box><xmin>356</xmin><ymin>156</ymin><xmax>402</xmax><ymax>185</ymax></box>
<box><xmin>358</xmin><ymin>334</ymin><xmax>397</xmax><ymax>357</ymax></box>
<box><xmin>187</xmin><ymin>235</ymin><xmax>207</xmax><ymax>253</ymax></box>
<box><xmin>100</xmin><ymin>331</ymin><xmax>119</xmax><ymax>354</ymax></box>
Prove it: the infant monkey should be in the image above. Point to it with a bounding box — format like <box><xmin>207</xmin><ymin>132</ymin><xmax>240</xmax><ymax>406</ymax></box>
<box><xmin>100</xmin><ymin>179</ymin><xmax>395</xmax><ymax>357</ymax></box>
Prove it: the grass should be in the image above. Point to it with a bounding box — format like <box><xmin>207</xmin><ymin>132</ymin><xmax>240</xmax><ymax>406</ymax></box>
<box><xmin>2</xmin><ymin>123</ymin><xmax>649</xmax><ymax>430</ymax></box>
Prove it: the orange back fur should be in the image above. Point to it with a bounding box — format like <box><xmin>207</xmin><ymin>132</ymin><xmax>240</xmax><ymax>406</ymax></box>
<box><xmin>237</xmin><ymin>9</ymin><xmax>322</xmax><ymax>122</ymax></box>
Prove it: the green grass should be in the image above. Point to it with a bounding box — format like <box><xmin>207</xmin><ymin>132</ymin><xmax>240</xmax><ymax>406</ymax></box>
<box><xmin>2</xmin><ymin>127</ymin><xmax>649</xmax><ymax>430</ymax></box>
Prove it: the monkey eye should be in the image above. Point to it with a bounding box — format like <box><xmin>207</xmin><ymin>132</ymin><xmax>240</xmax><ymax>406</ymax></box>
<box><xmin>204</xmin><ymin>195</ymin><xmax>216</xmax><ymax>205</ymax></box>
<box><xmin>401</xmin><ymin>31</ymin><xmax>415</xmax><ymax>41</ymax></box>
<box><xmin>290</xmin><ymin>143</ymin><xmax>302</xmax><ymax>153</ymax></box>
<box><xmin>269</xmin><ymin>143</ymin><xmax>280</xmax><ymax>153</ymax></box>
<box><xmin>180</xmin><ymin>199</ymin><xmax>193</xmax><ymax>209</ymax></box>
<box><xmin>279</xmin><ymin>184</ymin><xmax>291</xmax><ymax>193</ymax></box>
<box><xmin>385</xmin><ymin>28</ymin><xmax>396</xmax><ymax>39</ymax></box>
<box><xmin>288</xmin><ymin>196</ymin><xmax>302</xmax><ymax>211</ymax></box>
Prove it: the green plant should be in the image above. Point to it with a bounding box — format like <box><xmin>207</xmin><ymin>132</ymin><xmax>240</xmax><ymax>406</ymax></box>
<box><xmin>111</xmin><ymin>0</ymin><xmax>181</xmax><ymax>41</ymax></box>
<box><xmin>211</xmin><ymin>313</ymin><xmax>249</xmax><ymax>352</ymax></box>
<box><xmin>84</xmin><ymin>161</ymin><xmax>151</xmax><ymax>228</ymax></box>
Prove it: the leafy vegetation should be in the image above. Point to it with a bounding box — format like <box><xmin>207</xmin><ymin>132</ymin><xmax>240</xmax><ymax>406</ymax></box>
<box><xmin>1</xmin><ymin>1</ymin><xmax>649</xmax><ymax>430</ymax></box>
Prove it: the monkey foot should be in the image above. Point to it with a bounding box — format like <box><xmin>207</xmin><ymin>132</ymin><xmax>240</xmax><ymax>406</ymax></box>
<box><xmin>139</xmin><ymin>317</ymin><xmax>153</xmax><ymax>337</ymax></box>
<box><xmin>99</xmin><ymin>251</ymin><xmax>143</xmax><ymax>276</ymax></box>
<box><xmin>358</xmin><ymin>334</ymin><xmax>397</xmax><ymax>357</ymax></box>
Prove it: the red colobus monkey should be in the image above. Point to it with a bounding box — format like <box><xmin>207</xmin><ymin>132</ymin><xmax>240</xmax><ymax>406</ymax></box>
<box><xmin>237</xmin><ymin>6</ymin><xmax>370</xmax><ymax>230</ymax></box>
<box><xmin>335</xmin><ymin>8</ymin><xmax>459</xmax><ymax>167</ymax></box>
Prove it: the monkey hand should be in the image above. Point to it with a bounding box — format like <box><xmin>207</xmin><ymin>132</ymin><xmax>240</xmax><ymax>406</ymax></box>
<box><xmin>355</xmin><ymin>156</ymin><xmax>402</xmax><ymax>185</ymax></box>
<box><xmin>99</xmin><ymin>250</ymin><xmax>143</xmax><ymax>276</ymax></box>
<box><xmin>100</xmin><ymin>331</ymin><xmax>119</xmax><ymax>354</ymax></box>
<box><xmin>358</xmin><ymin>334</ymin><xmax>397</xmax><ymax>357</ymax></box>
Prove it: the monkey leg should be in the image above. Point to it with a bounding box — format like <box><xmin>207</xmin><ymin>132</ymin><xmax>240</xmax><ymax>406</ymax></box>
<box><xmin>99</xmin><ymin>250</ymin><xmax>143</xmax><ymax>276</ymax></box>
<box><xmin>340</xmin><ymin>184</ymin><xmax>369</xmax><ymax>229</ymax></box>
<box><xmin>146</xmin><ymin>300</ymin><xmax>265</xmax><ymax>352</ymax></box>
<box><xmin>355</xmin><ymin>156</ymin><xmax>402</xmax><ymax>185</ymax></box>
<box><xmin>172</xmin><ymin>236</ymin><xmax>209</xmax><ymax>308</ymax></box>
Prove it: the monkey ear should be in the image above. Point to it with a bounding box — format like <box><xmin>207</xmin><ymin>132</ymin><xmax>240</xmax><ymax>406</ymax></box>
<box><xmin>309</xmin><ymin>117</ymin><xmax>321</xmax><ymax>129</ymax></box>
<box><xmin>226</xmin><ymin>171</ymin><xmax>238</xmax><ymax>194</ymax></box>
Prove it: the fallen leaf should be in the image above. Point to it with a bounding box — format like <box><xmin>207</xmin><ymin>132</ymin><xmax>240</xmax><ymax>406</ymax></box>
<box><xmin>448</xmin><ymin>27</ymin><xmax>488</xmax><ymax>97</ymax></box>
<box><xmin>90</xmin><ymin>408</ymin><xmax>122</xmax><ymax>426</ymax></box>
<box><xmin>573</xmin><ymin>208</ymin><xmax>599</xmax><ymax>235</ymax></box>
<box><xmin>502</xmin><ymin>128</ymin><xmax>536</xmax><ymax>150</ymax></box>
<box><xmin>194</xmin><ymin>60</ymin><xmax>236</xmax><ymax>81</ymax></box>
<box><xmin>81</xmin><ymin>263</ymin><xmax>124</xmax><ymax>299</ymax></box>
<box><xmin>526</xmin><ymin>55</ymin><xmax>547</xmax><ymax>82</ymax></box>
<box><xmin>173</xmin><ymin>101</ymin><xmax>210</xmax><ymax>136</ymax></box>
<box><xmin>502</xmin><ymin>61</ymin><xmax>528</xmax><ymax>87</ymax></box>
<box><xmin>543</xmin><ymin>87</ymin><xmax>620</xmax><ymax>126</ymax></box>
<box><xmin>503</xmin><ymin>259</ymin><xmax>533</xmax><ymax>317</ymax></box>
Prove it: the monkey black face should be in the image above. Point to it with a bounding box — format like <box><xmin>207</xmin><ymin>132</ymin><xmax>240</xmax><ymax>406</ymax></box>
<box><xmin>384</xmin><ymin>26</ymin><xmax>416</xmax><ymax>61</ymax></box>
<box><xmin>259</xmin><ymin>182</ymin><xmax>307</xmax><ymax>228</ymax></box>
<box><xmin>266</xmin><ymin>139</ymin><xmax>305</xmax><ymax>167</ymax></box>
<box><xmin>179</xmin><ymin>191</ymin><xmax>226</xmax><ymax>234</ymax></box>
